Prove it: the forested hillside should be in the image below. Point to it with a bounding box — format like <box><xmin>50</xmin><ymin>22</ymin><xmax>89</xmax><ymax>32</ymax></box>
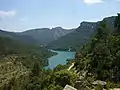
<box><xmin>41</xmin><ymin>14</ymin><xmax>120</xmax><ymax>90</ymax></box>
<box><xmin>0</xmin><ymin>30</ymin><xmax>38</xmax><ymax>45</ymax></box>
<box><xmin>49</xmin><ymin>16</ymin><xmax>116</xmax><ymax>51</ymax></box>
<box><xmin>0</xmin><ymin>14</ymin><xmax>120</xmax><ymax>90</ymax></box>
<box><xmin>73</xmin><ymin>13</ymin><xmax>120</xmax><ymax>89</ymax></box>
<box><xmin>0</xmin><ymin>36</ymin><xmax>55</xmax><ymax>89</ymax></box>
<box><xmin>19</xmin><ymin>27</ymin><xmax>75</xmax><ymax>45</ymax></box>
<box><xmin>0</xmin><ymin>36</ymin><xmax>53</xmax><ymax>68</ymax></box>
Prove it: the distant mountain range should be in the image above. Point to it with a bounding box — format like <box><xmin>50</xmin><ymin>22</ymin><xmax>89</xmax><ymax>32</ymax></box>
<box><xmin>0</xmin><ymin>16</ymin><xmax>116</xmax><ymax>50</ymax></box>
<box><xmin>48</xmin><ymin>16</ymin><xmax>116</xmax><ymax>50</ymax></box>
<box><xmin>0</xmin><ymin>30</ymin><xmax>38</xmax><ymax>45</ymax></box>
<box><xmin>19</xmin><ymin>27</ymin><xmax>75</xmax><ymax>45</ymax></box>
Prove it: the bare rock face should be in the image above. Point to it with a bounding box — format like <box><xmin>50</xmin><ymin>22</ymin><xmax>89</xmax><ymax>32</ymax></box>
<box><xmin>19</xmin><ymin>27</ymin><xmax>75</xmax><ymax>44</ymax></box>
<box><xmin>63</xmin><ymin>85</ymin><xmax>77</xmax><ymax>90</ymax></box>
<box><xmin>49</xmin><ymin>16</ymin><xmax>116</xmax><ymax>50</ymax></box>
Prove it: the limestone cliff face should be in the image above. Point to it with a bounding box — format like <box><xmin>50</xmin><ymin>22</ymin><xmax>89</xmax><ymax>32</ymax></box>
<box><xmin>49</xmin><ymin>16</ymin><xmax>116</xmax><ymax>50</ymax></box>
<box><xmin>19</xmin><ymin>27</ymin><xmax>75</xmax><ymax>45</ymax></box>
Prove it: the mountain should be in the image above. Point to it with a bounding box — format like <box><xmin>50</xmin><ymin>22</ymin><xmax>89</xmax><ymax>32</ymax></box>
<box><xmin>0</xmin><ymin>14</ymin><xmax>119</xmax><ymax>90</ymax></box>
<box><xmin>0</xmin><ymin>36</ymin><xmax>53</xmax><ymax>68</ymax></box>
<box><xmin>0</xmin><ymin>30</ymin><xmax>38</xmax><ymax>45</ymax></box>
<box><xmin>0</xmin><ymin>36</ymin><xmax>54</xmax><ymax>89</ymax></box>
<box><xmin>0</xmin><ymin>16</ymin><xmax>115</xmax><ymax>48</ymax></box>
<box><xmin>73</xmin><ymin>14</ymin><xmax>120</xmax><ymax>90</ymax></box>
<box><xmin>48</xmin><ymin>16</ymin><xmax>116</xmax><ymax>51</ymax></box>
<box><xmin>19</xmin><ymin>27</ymin><xmax>75</xmax><ymax>45</ymax></box>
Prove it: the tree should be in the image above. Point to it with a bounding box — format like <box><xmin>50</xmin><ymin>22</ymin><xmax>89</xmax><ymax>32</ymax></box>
<box><xmin>3</xmin><ymin>78</ymin><xmax>16</xmax><ymax>90</ymax></box>
<box><xmin>53</xmin><ymin>64</ymin><xmax>67</xmax><ymax>72</ymax></box>
<box><xmin>114</xmin><ymin>13</ymin><xmax>120</xmax><ymax>33</ymax></box>
<box><xmin>95</xmin><ymin>21</ymin><xmax>109</xmax><ymax>42</ymax></box>
<box><xmin>32</xmin><ymin>62</ymin><xmax>40</xmax><ymax>76</ymax></box>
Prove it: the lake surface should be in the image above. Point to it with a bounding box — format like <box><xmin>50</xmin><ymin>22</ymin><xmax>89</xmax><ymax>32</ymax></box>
<box><xmin>46</xmin><ymin>50</ymin><xmax>75</xmax><ymax>69</ymax></box>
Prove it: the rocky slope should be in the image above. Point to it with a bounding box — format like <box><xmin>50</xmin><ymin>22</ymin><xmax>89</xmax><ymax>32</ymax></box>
<box><xmin>19</xmin><ymin>27</ymin><xmax>75</xmax><ymax>45</ymax></box>
<box><xmin>48</xmin><ymin>16</ymin><xmax>116</xmax><ymax>51</ymax></box>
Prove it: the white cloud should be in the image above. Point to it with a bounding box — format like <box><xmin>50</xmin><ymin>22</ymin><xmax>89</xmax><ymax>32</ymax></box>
<box><xmin>0</xmin><ymin>10</ymin><xmax>16</xmax><ymax>19</ymax></box>
<box><xmin>83</xmin><ymin>0</ymin><xmax>103</xmax><ymax>4</ymax></box>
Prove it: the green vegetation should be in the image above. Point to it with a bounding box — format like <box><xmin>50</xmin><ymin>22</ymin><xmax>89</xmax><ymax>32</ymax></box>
<box><xmin>19</xmin><ymin>27</ymin><xmax>74</xmax><ymax>44</ymax></box>
<box><xmin>41</xmin><ymin>69</ymin><xmax>78</xmax><ymax>90</ymax></box>
<box><xmin>74</xmin><ymin>13</ymin><xmax>120</xmax><ymax>89</ymax></box>
<box><xmin>49</xmin><ymin>16</ymin><xmax>115</xmax><ymax>51</ymax></box>
<box><xmin>0</xmin><ymin>36</ymin><xmax>55</xmax><ymax>89</ymax></box>
<box><xmin>0</xmin><ymin>14</ymin><xmax>120</xmax><ymax>90</ymax></box>
<box><xmin>0</xmin><ymin>36</ymin><xmax>53</xmax><ymax>68</ymax></box>
<box><xmin>0</xmin><ymin>29</ymin><xmax>38</xmax><ymax>45</ymax></box>
<box><xmin>0</xmin><ymin>35</ymin><xmax>77</xmax><ymax>90</ymax></box>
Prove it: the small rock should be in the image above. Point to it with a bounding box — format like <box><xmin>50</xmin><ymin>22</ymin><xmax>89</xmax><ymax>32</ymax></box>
<box><xmin>92</xmin><ymin>80</ymin><xmax>107</xmax><ymax>86</ymax></box>
<box><xmin>63</xmin><ymin>85</ymin><xmax>77</xmax><ymax>90</ymax></box>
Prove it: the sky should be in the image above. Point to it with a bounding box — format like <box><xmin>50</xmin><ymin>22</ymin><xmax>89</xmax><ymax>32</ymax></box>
<box><xmin>0</xmin><ymin>0</ymin><xmax>120</xmax><ymax>32</ymax></box>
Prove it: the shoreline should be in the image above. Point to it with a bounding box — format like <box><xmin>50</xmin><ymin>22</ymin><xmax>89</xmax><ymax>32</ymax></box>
<box><xmin>45</xmin><ymin>49</ymin><xmax>75</xmax><ymax>69</ymax></box>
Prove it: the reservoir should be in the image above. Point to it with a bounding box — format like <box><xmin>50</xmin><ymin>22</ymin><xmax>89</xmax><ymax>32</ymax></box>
<box><xmin>46</xmin><ymin>50</ymin><xmax>75</xmax><ymax>69</ymax></box>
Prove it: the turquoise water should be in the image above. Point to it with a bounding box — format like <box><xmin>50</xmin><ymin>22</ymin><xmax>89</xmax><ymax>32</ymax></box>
<box><xmin>46</xmin><ymin>50</ymin><xmax>75</xmax><ymax>69</ymax></box>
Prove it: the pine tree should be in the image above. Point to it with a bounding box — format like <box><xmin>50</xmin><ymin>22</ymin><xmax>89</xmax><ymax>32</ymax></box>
<box><xmin>32</xmin><ymin>62</ymin><xmax>40</xmax><ymax>76</ymax></box>
<box><xmin>114</xmin><ymin>13</ymin><xmax>120</xmax><ymax>33</ymax></box>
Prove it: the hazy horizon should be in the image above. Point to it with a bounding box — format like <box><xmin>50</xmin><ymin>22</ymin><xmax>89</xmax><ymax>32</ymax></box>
<box><xmin>0</xmin><ymin>0</ymin><xmax>120</xmax><ymax>32</ymax></box>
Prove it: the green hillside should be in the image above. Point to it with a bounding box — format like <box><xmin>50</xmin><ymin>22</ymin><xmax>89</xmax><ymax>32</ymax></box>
<box><xmin>0</xmin><ymin>30</ymin><xmax>38</xmax><ymax>45</ymax></box>
<box><xmin>0</xmin><ymin>36</ymin><xmax>53</xmax><ymax>68</ymax></box>
<box><xmin>0</xmin><ymin>36</ymin><xmax>55</xmax><ymax>89</ymax></box>
<box><xmin>0</xmin><ymin>14</ymin><xmax>120</xmax><ymax>90</ymax></box>
<box><xmin>19</xmin><ymin>27</ymin><xmax>74</xmax><ymax>45</ymax></box>
<box><xmin>49</xmin><ymin>16</ymin><xmax>116</xmax><ymax>51</ymax></box>
<box><xmin>73</xmin><ymin>13</ymin><xmax>120</xmax><ymax>89</ymax></box>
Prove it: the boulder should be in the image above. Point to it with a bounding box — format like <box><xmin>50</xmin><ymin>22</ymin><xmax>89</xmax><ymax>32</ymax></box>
<box><xmin>63</xmin><ymin>85</ymin><xmax>77</xmax><ymax>90</ymax></box>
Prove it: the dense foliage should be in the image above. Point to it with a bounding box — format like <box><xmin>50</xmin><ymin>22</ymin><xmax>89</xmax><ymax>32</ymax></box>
<box><xmin>74</xmin><ymin>13</ymin><xmax>120</xmax><ymax>89</ymax></box>
<box><xmin>49</xmin><ymin>16</ymin><xmax>115</xmax><ymax>51</ymax></box>
<box><xmin>0</xmin><ymin>36</ymin><xmax>55</xmax><ymax>90</ymax></box>
<box><xmin>0</xmin><ymin>36</ymin><xmax>53</xmax><ymax>68</ymax></box>
<box><xmin>0</xmin><ymin>36</ymin><xmax>77</xmax><ymax>90</ymax></box>
<box><xmin>0</xmin><ymin>14</ymin><xmax>120</xmax><ymax>90</ymax></box>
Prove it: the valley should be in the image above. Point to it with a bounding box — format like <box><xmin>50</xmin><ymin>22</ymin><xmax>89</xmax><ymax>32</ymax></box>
<box><xmin>0</xmin><ymin>13</ymin><xmax>120</xmax><ymax>90</ymax></box>
<box><xmin>0</xmin><ymin>16</ymin><xmax>115</xmax><ymax>51</ymax></box>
